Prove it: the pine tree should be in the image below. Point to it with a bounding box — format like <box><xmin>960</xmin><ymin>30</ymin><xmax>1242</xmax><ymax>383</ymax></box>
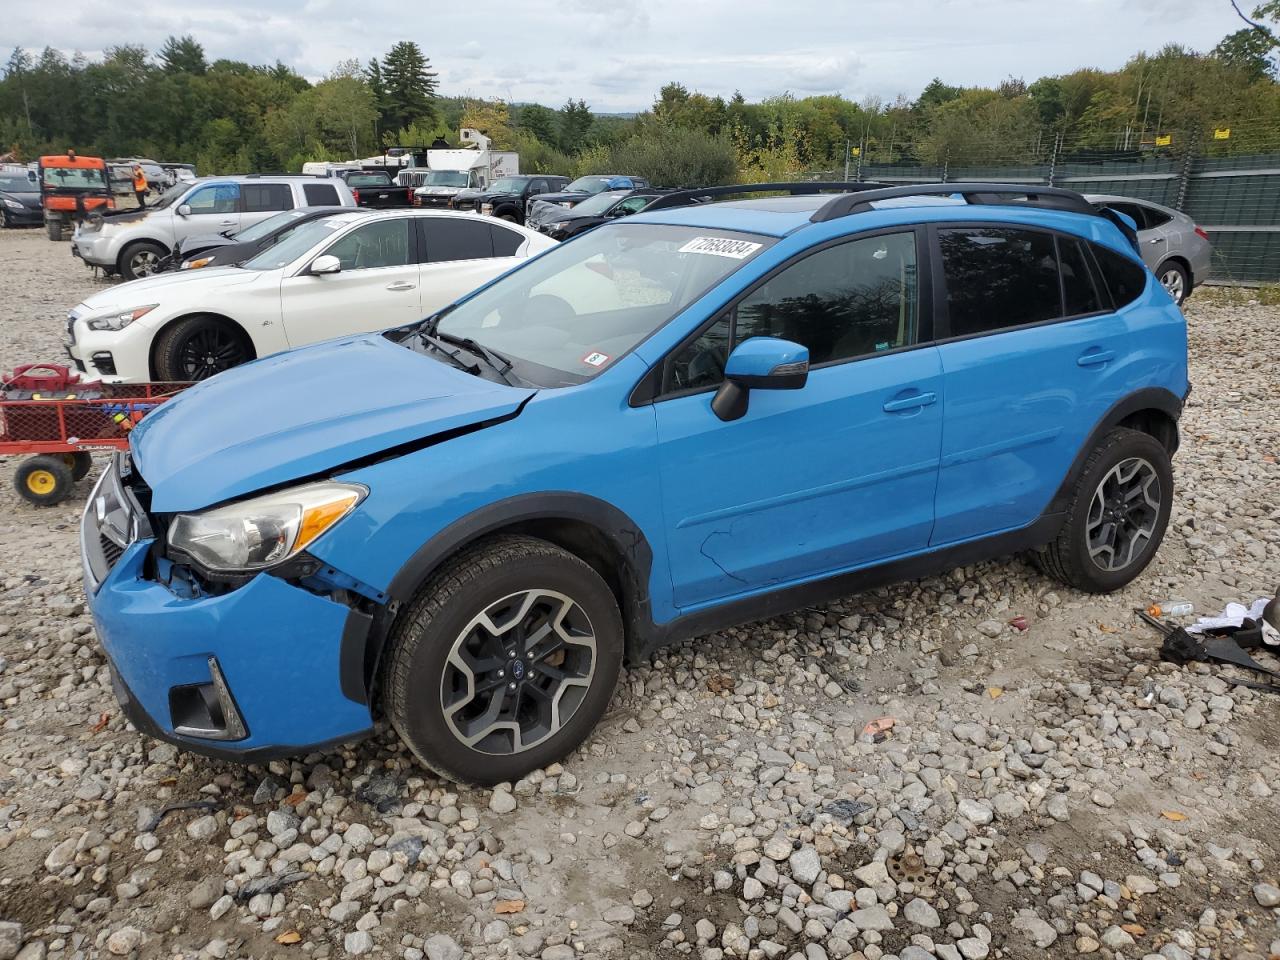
<box><xmin>364</xmin><ymin>57</ymin><xmax>389</xmax><ymax>132</ymax></box>
<box><xmin>158</xmin><ymin>35</ymin><xmax>206</xmax><ymax>74</ymax></box>
<box><xmin>380</xmin><ymin>42</ymin><xmax>438</xmax><ymax>134</ymax></box>
<box><xmin>557</xmin><ymin>98</ymin><xmax>593</xmax><ymax>152</ymax></box>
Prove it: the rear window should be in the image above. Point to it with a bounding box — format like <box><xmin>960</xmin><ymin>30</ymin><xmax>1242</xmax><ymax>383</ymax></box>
<box><xmin>939</xmin><ymin>227</ymin><xmax>1061</xmax><ymax>337</ymax></box>
<box><xmin>346</xmin><ymin>173</ymin><xmax>392</xmax><ymax>188</ymax></box>
<box><xmin>491</xmin><ymin>225</ymin><xmax>524</xmax><ymax>257</ymax></box>
<box><xmin>242</xmin><ymin>183</ymin><xmax>293</xmax><ymax>213</ymax></box>
<box><xmin>303</xmin><ymin>182</ymin><xmax>341</xmax><ymax>205</ymax></box>
<box><xmin>422</xmin><ymin>218</ymin><xmax>494</xmax><ymax>262</ymax></box>
<box><xmin>1091</xmin><ymin>243</ymin><xmax>1149</xmax><ymax>308</ymax></box>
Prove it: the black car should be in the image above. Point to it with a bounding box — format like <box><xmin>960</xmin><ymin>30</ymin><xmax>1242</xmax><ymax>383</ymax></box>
<box><xmin>461</xmin><ymin>175</ymin><xmax>571</xmax><ymax>223</ymax></box>
<box><xmin>165</xmin><ymin>206</ymin><xmax>370</xmax><ymax>272</ymax></box>
<box><xmin>524</xmin><ymin>174</ymin><xmax>650</xmax><ymax>222</ymax></box>
<box><xmin>532</xmin><ymin>189</ymin><xmax>667</xmax><ymax>240</ymax></box>
<box><xmin>0</xmin><ymin>172</ymin><xmax>43</xmax><ymax>227</ymax></box>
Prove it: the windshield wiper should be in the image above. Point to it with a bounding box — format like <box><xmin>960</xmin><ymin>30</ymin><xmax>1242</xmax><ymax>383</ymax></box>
<box><xmin>417</xmin><ymin>332</ymin><xmax>481</xmax><ymax>375</ymax></box>
<box><xmin>434</xmin><ymin>331</ymin><xmax>520</xmax><ymax>386</ymax></box>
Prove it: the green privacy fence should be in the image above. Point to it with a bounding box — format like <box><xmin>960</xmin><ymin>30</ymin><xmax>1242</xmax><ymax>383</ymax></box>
<box><xmin>830</xmin><ymin>153</ymin><xmax>1280</xmax><ymax>284</ymax></box>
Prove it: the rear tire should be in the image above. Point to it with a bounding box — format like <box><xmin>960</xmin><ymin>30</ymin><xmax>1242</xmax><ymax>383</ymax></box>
<box><xmin>16</xmin><ymin>455</ymin><xmax>75</xmax><ymax>506</ymax></box>
<box><xmin>67</xmin><ymin>451</ymin><xmax>93</xmax><ymax>481</ymax></box>
<box><xmin>46</xmin><ymin>219</ymin><xmax>63</xmax><ymax>242</ymax></box>
<box><xmin>1035</xmin><ymin>428</ymin><xmax>1173</xmax><ymax>593</ymax></box>
<box><xmin>119</xmin><ymin>241</ymin><xmax>168</xmax><ymax>281</ymax></box>
<box><xmin>385</xmin><ymin>535</ymin><xmax>623</xmax><ymax>785</ymax></box>
<box><xmin>1156</xmin><ymin>260</ymin><xmax>1189</xmax><ymax>305</ymax></box>
<box><xmin>153</xmin><ymin>315</ymin><xmax>252</xmax><ymax>381</ymax></box>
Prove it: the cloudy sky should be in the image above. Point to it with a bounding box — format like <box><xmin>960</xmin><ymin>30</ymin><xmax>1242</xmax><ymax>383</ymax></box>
<box><xmin>15</xmin><ymin>0</ymin><xmax>1245</xmax><ymax>111</ymax></box>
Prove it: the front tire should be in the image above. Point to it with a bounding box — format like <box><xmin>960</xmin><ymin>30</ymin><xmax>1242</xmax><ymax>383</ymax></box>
<box><xmin>1035</xmin><ymin>428</ymin><xmax>1173</xmax><ymax>593</ymax></box>
<box><xmin>153</xmin><ymin>315</ymin><xmax>252</xmax><ymax>381</ymax></box>
<box><xmin>385</xmin><ymin>536</ymin><xmax>623</xmax><ymax>785</ymax></box>
<box><xmin>1156</xmin><ymin>260</ymin><xmax>1189</xmax><ymax>305</ymax></box>
<box><xmin>119</xmin><ymin>241</ymin><xmax>168</xmax><ymax>281</ymax></box>
<box><xmin>15</xmin><ymin>455</ymin><xmax>75</xmax><ymax>506</ymax></box>
<box><xmin>46</xmin><ymin>219</ymin><xmax>63</xmax><ymax>241</ymax></box>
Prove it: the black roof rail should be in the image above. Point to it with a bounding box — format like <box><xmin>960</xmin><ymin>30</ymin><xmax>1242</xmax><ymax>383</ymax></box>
<box><xmin>810</xmin><ymin>182</ymin><xmax>1099</xmax><ymax>222</ymax></box>
<box><xmin>645</xmin><ymin>181</ymin><xmax>889</xmax><ymax>213</ymax></box>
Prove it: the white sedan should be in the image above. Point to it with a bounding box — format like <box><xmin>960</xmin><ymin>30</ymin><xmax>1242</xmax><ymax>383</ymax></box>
<box><xmin>65</xmin><ymin>210</ymin><xmax>557</xmax><ymax>382</ymax></box>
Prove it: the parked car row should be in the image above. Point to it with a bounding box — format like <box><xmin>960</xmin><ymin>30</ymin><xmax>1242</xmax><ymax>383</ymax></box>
<box><xmin>74</xmin><ymin>179</ymin><xmax>1193</xmax><ymax>785</ymax></box>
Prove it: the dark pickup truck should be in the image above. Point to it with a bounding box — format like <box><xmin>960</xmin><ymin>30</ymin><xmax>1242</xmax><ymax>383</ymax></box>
<box><xmin>462</xmin><ymin>175</ymin><xmax>571</xmax><ymax>224</ymax></box>
<box><xmin>340</xmin><ymin>170</ymin><xmax>413</xmax><ymax>208</ymax></box>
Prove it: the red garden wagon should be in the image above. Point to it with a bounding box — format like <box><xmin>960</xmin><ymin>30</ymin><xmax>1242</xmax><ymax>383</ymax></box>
<box><xmin>1</xmin><ymin>365</ymin><xmax>190</xmax><ymax>505</ymax></box>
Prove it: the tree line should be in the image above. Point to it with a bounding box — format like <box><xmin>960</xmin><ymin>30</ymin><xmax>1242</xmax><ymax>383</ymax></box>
<box><xmin>2</xmin><ymin>6</ymin><xmax>1278</xmax><ymax>188</ymax></box>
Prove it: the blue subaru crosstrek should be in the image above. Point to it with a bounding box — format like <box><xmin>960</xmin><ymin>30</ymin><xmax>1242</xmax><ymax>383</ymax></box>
<box><xmin>81</xmin><ymin>182</ymin><xmax>1189</xmax><ymax>784</ymax></box>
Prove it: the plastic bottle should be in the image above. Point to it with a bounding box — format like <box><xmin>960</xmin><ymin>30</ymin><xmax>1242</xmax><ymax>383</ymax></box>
<box><xmin>1147</xmin><ymin>600</ymin><xmax>1193</xmax><ymax>618</ymax></box>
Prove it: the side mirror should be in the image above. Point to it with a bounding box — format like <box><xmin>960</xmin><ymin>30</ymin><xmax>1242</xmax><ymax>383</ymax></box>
<box><xmin>712</xmin><ymin>337</ymin><xmax>809</xmax><ymax>422</ymax></box>
<box><xmin>309</xmin><ymin>254</ymin><xmax>342</xmax><ymax>275</ymax></box>
<box><xmin>176</xmin><ymin>204</ymin><xmax>191</xmax><ymax>217</ymax></box>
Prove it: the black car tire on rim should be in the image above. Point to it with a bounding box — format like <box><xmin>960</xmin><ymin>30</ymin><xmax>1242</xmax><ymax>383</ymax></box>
<box><xmin>1156</xmin><ymin>259</ymin><xmax>1189</xmax><ymax>305</ymax></box>
<box><xmin>119</xmin><ymin>240</ymin><xmax>168</xmax><ymax>281</ymax></box>
<box><xmin>385</xmin><ymin>535</ymin><xmax>623</xmax><ymax>785</ymax></box>
<box><xmin>153</xmin><ymin>315</ymin><xmax>252</xmax><ymax>381</ymax></box>
<box><xmin>0</xmin><ymin>209</ymin><xmax>9</xmax><ymax>228</ymax></box>
<box><xmin>1034</xmin><ymin>427</ymin><xmax>1173</xmax><ymax>593</ymax></box>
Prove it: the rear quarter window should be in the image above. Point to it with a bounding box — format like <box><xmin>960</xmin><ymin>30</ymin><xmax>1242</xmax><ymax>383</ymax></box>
<box><xmin>1091</xmin><ymin>243</ymin><xmax>1149</xmax><ymax>308</ymax></box>
<box><xmin>303</xmin><ymin>182</ymin><xmax>341</xmax><ymax>205</ymax></box>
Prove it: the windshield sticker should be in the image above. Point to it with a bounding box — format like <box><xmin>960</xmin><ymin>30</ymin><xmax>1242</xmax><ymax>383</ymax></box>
<box><xmin>582</xmin><ymin>351</ymin><xmax>611</xmax><ymax>367</ymax></box>
<box><xmin>678</xmin><ymin>236</ymin><xmax>763</xmax><ymax>259</ymax></box>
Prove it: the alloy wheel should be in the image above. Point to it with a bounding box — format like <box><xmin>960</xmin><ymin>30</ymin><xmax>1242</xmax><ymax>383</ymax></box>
<box><xmin>1086</xmin><ymin>457</ymin><xmax>1162</xmax><ymax>572</ymax></box>
<box><xmin>177</xmin><ymin>326</ymin><xmax>247</xmax><ymax>379</ymax></box>
<box><xmin>440</xmin><ymin>589</ymin><xmax>597</xmax><ymax>755</ymax></box>
<box><xmin>130</xmin><ymin>249</ymin><xmax>161</xmax><ymax>277</ymax></box>
<box><xmin>1160</xmin><ymin>267</ymin><xmax>1185</xmax><ymax>303</ymax></box>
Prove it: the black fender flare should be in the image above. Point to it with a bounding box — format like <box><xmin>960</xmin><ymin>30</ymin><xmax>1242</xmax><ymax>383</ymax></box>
<box><xmin>346</xmin><ymin>492</ymin><xmax>658</xmax><ymax>706</ymax></box>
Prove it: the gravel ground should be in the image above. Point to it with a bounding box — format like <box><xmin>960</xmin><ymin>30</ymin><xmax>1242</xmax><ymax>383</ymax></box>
<box><xmin>1</xmin><ymin>226</ymin><xmax>1279</xmax><ymax>960</ymax></box>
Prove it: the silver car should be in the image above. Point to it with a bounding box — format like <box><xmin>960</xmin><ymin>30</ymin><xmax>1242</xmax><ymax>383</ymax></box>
<box><xmin>1086</xmin><ymin>194</ymin><xmax>1212</xmax><ymax>305</ymax></box>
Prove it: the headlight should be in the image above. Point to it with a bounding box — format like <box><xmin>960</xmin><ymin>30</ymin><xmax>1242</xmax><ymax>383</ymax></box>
<box><xmin>84</xmin><ymin>304</ymin><xmax>158</xmax><ymax>332</ymax></box>
<box><xmin>181</xmin><ymin>257</ymin><xmax>213</xmax><ymax>270</ymax></box>
<box><xmin>2</xmin><ymin>197</ymin><xmax>23</xmax><ymax>210</ymax></box>
<box><xmin>559</xmin><ymin>202</ymin><xmax>573</xmax><ymax>208</ymax></box>
<box><xmin>480</xmin><ymin>203</ymin><xmax>493</xmax><ymax>214</ymax></box>
<box><xmin>167</xmin><ymin>482</ymin><xmax>366</xmax><ymax>573</ymax></box>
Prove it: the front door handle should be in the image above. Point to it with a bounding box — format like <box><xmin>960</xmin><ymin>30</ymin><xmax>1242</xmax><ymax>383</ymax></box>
<box><xmin>1149</xmin><ymin>236</ymin><xmax>1165</xmax><ymax>244</ymax></box>
<box><xmin>883</xmin><ymin>391</ymin><xmax>938</xmax><ymax>413</ymax></box>
<box><xmin>218</xmin><ymin>219</ymin><xmax>237</xmax><ymax>226</ymax></box>
<box><xmin>385</xmin><ymin>281</ymin><xmax>416</xmax><ymax>291</ymax></box>
<box><xmin>1077</xmin><ymin>349</ymin><xmax>1115</xmax><ymax>367</ymax></box>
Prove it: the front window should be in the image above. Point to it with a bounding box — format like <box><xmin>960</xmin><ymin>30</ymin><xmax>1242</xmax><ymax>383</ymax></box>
<box><xmin>565</xmin><ymin>176</ymin><xmax>617</xmax><ymax>195</ymax></box>
<box><xmin>570</xmin><ymin>191</ymin><xmax>628</xmax><ymax>216</ymax></box>
<box><xmin>421</xmin><ymin>171</ymin><xmax>470</xmax><ymax>188</ymax></box>
<box><xmin>41</xmin><ymin>165</ymin><xmax>107</xmax><ymax>190</ymax></box>
<box><xmin>185</xmin><ymin>183</ymin><xmax>240</xmax><ymax>214</ymax></box>
<box><xmin>233</xmin><ymin>208</ymin><xmax>309</xmax><ymax>243</ymax></box>
<box><xmin>427</xmin><ymin>224</ymin><xmax>774</xmax><ymax>387</ymax></box>
<box><xmin>489</xmin><ymin>177</ymin><xmax>526</xmax><ymax>193</ymax></box>
<box><xmin>0</xmin><ymin>176</ymin><xmax>37</xmax><ymax>194</ymax></box>
<box><xmin>241</xmin><ymin>217</ymin><xmax>350</xmax><ymax>270</ymax></box>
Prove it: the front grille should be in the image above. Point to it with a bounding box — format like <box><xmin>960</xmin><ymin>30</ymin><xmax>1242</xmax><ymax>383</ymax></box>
<box><xmin>82</xmin><ymin>452</ymin><xmax>153</xmax><ymax>591</ymax></box>
<box><xmin>99</xmin><ymin>533</ymin><xmax>123</xmax><ymax>567</ymax></box>
<box><xmin>66</xmin><ymin>311</ymin><xmax>78</xmax><ymax>344</ymax></box>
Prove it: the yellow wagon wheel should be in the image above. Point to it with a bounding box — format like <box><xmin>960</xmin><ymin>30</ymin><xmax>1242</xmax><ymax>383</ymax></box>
<box><xmin>15</xmin><ymin>455</ymin><xmax>75</xmax><ymax>507</ymax></box>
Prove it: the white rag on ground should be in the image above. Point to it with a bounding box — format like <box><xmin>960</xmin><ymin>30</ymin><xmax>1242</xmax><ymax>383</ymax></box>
<box><xmin>1187</xmin><ymin>597</ymin><xmax>1280</xmax><ymax>646</ymax></box>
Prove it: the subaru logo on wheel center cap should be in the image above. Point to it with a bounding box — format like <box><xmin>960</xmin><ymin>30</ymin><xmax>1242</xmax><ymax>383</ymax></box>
<box><xmin>511</xmin><ymin>659</ymin><xmax>526</xmax><ymax>680</ymax></box>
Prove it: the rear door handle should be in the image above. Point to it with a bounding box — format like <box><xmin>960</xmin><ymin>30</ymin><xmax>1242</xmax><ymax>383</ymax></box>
<box><xmin>1077</xmin><ymin>349</ymin><xmax>1115</xmax><ymax>367</ymax></box>
<box><xmin>218</xmin><ymin>219</ymin><xmax>236</xmax><ymax>225</ymax></box>
<box><xmin>1149</xmin><ymin>237</ymin><xmax>1165</xmax><ymax>244</ymax></box>
<box><xmin>883</xmin><ymin>391</ymin><xmax>938</xmax><ymax>413</ymax></box>
<box><xmin>385</xmin><ymin>281</ymin><xmax>416</xmax><ymax>291</ymax></box>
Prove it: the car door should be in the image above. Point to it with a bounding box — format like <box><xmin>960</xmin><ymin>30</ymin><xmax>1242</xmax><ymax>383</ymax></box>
<box><xmin>652</xmin><ymin>229</ymin><xmax>944</xmax><ymax>609</ymax></box>
<box><xmin>175</xmin><ymin>182</ymin><xmax>241</xmax><ymax>245</ymax></box>
<box><xmin>418</xmin><ymin>217</ymin><xmax>523</xmax><ymax>314</ymax></box>
<box><xmin>278</xmin><ymin>217</ymin><xmax>422</xmax><ymax>347</ymax></box>
<box><xmin>930</xmin><ymin>225</ymin><xmax>1133</xmax><ymax>545</ymax></box>
<box><xmin>1134</xmin><ymin>201</ymin><xmax>1178</xmax><ymax>267</ymax></box>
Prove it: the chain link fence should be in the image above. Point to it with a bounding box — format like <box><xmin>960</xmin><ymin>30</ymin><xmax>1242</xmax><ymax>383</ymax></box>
<box><xmin>816</xmin><ymin>122</ymin><xmax>1280</xmax><ymax>285</ymax></box>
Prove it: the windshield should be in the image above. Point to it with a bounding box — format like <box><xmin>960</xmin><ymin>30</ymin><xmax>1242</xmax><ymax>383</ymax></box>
<box><xmin>148</xmin><ymin>182</ymin><xmax>190</xmax><ymax>211</ymax></box>
<box><xmin>488</xmin><ymin>177</ymin><xmax>526</xmax><ymax>193</ymax></box>
<box><xmin>432</xmin><ymin>223</ymin><xmax>773</xmax><ymax>387</ymax></box>
<box><xmin>41</xmin><ymin>166</ymin><xmax>107</xmax><ymax>190</ymax></box>
<box><xmin>572</xmin><ymin>191</ymin><xmax>628</xmax><ymax>216</ymax></box>
<box><xmin>347</xmin><ymin>173</ymin><xmax>392</xmax><ymax>187</ymax></box>
<box><xmin>241</xmin><ymin>217</ymin><xmax>350</xmax><ymax>270</ymax></box>
<box><xmin>565</xmin><ymin>176</ymin><xmax>617</xmax><ymax>195</ymax></box>
<box><xmin>0</xmin><ymin>176</ymin><xmax>36</xmax><ymax>194</ymax></box>
<box><xmin>422</xmin><ymin>171</ymin><xmax>470</xmax><ymax>187</ymax></box>
<box><xmin>233</xmin><ymin>208</ymin><xmax>309</xmax><ymax>243</ymax></box>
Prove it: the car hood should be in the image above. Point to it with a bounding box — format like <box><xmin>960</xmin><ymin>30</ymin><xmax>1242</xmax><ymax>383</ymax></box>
<box><xmin>2</xmin><ymin>191</ymin><xmax>41</xmax><ymax>209</ymax></box>
<box><xmin>131</xmin><ymin>333</ymin><xmax>535</xmax><ymax>512</ymax></box>
<box><xmin>176</xmin><ymin>232</ymin><xmax>235</xmax><ymax>253</ymax></box>
<box><xmin>535</xmin><ymin>191</ymin><xmax>589</xmax><ymax>205</ymax></box>
<box><xmin>77</xmin><ymin>266</ymin><xmax>262</xmax><ymax>311</ymax></box>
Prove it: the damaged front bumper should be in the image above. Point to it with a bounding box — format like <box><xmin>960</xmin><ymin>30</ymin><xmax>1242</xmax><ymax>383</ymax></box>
<box><xmin>82</xmin><ymin>459</ymin><xmax>375</xmax><ymax>761</ymax></box>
